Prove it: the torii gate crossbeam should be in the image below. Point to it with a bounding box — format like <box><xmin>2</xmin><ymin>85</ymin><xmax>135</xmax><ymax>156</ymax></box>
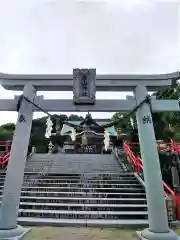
<box><xmin>0</xmin><ymin>71</ymin><xmax>179</xmax><ymax>91</ymax></box>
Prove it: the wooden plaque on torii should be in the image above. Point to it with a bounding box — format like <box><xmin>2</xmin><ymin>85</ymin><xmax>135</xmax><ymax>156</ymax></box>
<box><xmin>73</xmin><ymin>68</ymin><xmax>96</xmax><ymax>105</ymax></box>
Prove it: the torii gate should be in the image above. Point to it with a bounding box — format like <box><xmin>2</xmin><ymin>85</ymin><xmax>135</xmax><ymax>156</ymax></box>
<box><xmin>0</xmin><ymin>69</ymin><xmax>179</xmax><ymax>240</ymax></box>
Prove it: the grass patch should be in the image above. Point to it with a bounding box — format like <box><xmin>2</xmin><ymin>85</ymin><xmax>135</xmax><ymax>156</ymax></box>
<box><xmin>176</xmin><ymin>229</ymin><xmax>180</xmax><ymax>235</ymax></box>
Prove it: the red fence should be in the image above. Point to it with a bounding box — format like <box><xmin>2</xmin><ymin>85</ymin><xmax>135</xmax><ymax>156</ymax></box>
<box><xmin>0</xmin><ymin>153</ymin><xmax>10</xmax><ymax>168</ymax></box>
<box><xmin>0</xmin><ymin>141</ymin><xmax>11</xmax><ymax>168</ymax></box>
<box><xmin>170</xmin><ymin>141</ymin><xmax>180</xmax><ymax>153</ymax></box>
<box><xmin>128</xmin><ymin>140</ymin><xmax>180</xmax><ymax>153</ymax></box>
<box><xmin>123</xmin><ymin>142</ymin><xmax>179</xmax><ymax>219</ymax></box>
<box><xmin>0</xmin><ymin>141</ymin><xmax>11</xmax><ymax>153</ymax></box>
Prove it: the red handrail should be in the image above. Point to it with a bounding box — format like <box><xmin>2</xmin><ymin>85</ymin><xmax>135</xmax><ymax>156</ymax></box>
<box><xmin>0</xmin><ymin>153</ymin><xmax>10</xmax><ymax>168</ymax></box>
<box><xmin>0</xmin><ymin>140</ymin><xmax>11</xmax><ymax>167</ymax></box>
<box><xmin>123</xmin><ymin>142</ymin><xmax>180</xmax><ymax>219</ymax></box>
<box><xmin>129</xmin><ymin>140</ymin><xmax>180</xmax><ymax>153</ymax></box>
<box><xmin>123</xmin><ymin>143</ymin><xmax>175</xmax><ymax>198</ymax></box>
<box><xmin>0</xmin><ymin>141</ymin><xmax>11</xmax><ymax>153</ymax></box>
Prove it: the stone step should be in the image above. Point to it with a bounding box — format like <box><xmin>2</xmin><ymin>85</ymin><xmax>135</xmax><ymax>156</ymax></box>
<box><xmin>27</xmin><ymin>161</ymin><xmax>120</xmax><ymax>164</ymax></box>
<box><xmin>25</xmin><ymin>165</ymin><xmax>121</xmax><ymax>169</ymax></box>
<box><xmin>25</xmin><ymin>169</ymin><xmax>122</xmax><ymax>172</ymax></box>
<box><xmin>16</xmin><ymin>202</ymin><xmax>147</xmax><ymax>211</ymax></box>
<box><xmin>25</xmin><ymin>170</ymin><xmax>121</xmax><ymax>173</ymax></box>
<box><xmin>24</xmin><ymin>176</ymin><xmax>137</xmax><ymax>181</ymax></box>
<box><xmin>27</xmin><ymin>159</ymin><xmax>119</xmax><ymax>161</ymax></box>
<box><xmin>0</xmin><ymin>175</ymin><xmax>135</xmax><ymax>179</ymax></box>
<box><xmin>0</xmin><ymin>172</ymin><xmax>134</xmax><ymax>177</ymax></box>
<box><xmin>12</xmin><ymin>191</ymin><xmax>146</xmax><ymax>198</ymax></box>
<box><xmin>22</xmin><ymin>183</ymin><xmax>142</xmax><ymax>188</ymax></box>
<box><xmin>26</xmin><ymin>164</ymin><xmax>121</xmax><ymax>167</ymax></box>
<box><xmin>18</xmin><ymin>209</ymin><xmax>148</xmax><ymax>220</ymax></box>
<box><xmin>18</xmin><ymin>217</ymin><xmax>149</xmax><ymax>228</ymax></box>
<box><xmin>10</xmin><ymin>196</ymin><xmax>147</xmax><ymax>204</ymax></box>
<box><xmin>25</xmin><ymin>167</ymin><xmax>121</xmax><ymax>170</ymax></box>
<box><xmin>27</xmin><ymin>158</ymin><xmax>117</xmax><ymax>160</ymax></box>
<box><xmin>25</xmin><ymin>168</ymin><xmax>121</xmax><ymax>170</ymax></box>
<box><xmin>26</xmin><ymin>163</ymin><xmax>121</xmax><ymax>166</ymax></box>
<box><xmin>23</xmin><ymin>175</ymin><xmax>137</xmax><ymax>180</ymax></box>
<box><xmin>13</xmin><ymin>186</ymin><xmax>144</xmax><ymax>193</ymax></box>
<box><xmin>0</xmin><ymin>178</ymin><xmax>139</xmax><ymax>184</ymax></box>
<box><xmin>0</xmin><ymin>176</ymin><xmax>138</xmax><ymax>183</ymax></box>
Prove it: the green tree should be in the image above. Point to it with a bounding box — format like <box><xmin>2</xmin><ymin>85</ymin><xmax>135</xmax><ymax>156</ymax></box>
<box><xmin>111</xmin><ymin>83</ymin><xmax>180</xmax><ymax>141</ymax></box>
<box><xmin>111</xmin><ymin>112</ymin><xmax>137</xmax><ymax>140</ymax></box>
<box><xmin>152</xmin><ymin>83</ymin><xmax>180</xmax><ymax>140</ymax></box>
<box><xmin>0</xmin><ymin>114</ymin><xmax>84</xmax><ymax>153</ymax></box>
<box><xmin>0</xmin><ymin>123</ymin><xmax>15</xmax><ymax>141</ymax></box>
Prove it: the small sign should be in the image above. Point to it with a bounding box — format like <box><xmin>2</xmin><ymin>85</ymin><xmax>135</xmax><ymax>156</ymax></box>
<box><xmin>142</xmin><ymin>115</ymin><xmax>152</xmax><ymax>124</ymax></box>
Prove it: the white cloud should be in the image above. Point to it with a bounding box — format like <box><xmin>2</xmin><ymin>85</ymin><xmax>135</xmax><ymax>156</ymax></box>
<box><xmin>0</xmin><ymin>0</ymin><xmax>179</xmax><ymax>125</ymax></box>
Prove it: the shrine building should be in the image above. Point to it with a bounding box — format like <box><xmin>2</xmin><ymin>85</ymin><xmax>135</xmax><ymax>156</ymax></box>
<box><xmin>61</xmin><ymin>113</ymin><xmax>117</xmax><ymax>153</ymax></box>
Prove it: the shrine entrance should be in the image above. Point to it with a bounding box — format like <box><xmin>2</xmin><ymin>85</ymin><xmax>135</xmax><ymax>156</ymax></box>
<box><xmin>76</xmin><ymin>145</ymin><xmax>101</xmax><ymax>154</ymax></box>
<box><xmin>0</xmin><ymin>69</ymin><xmax>179</xmax><ymax>240</ymax></box>
<box><xmin>61</xmin><ymin>113</ymin><xmax>116</xmax><ymax>154</ymax></box>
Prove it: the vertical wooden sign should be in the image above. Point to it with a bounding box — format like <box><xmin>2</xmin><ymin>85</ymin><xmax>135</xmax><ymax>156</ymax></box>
<box><xmin>73</xmin><ymin>68</ymin><xmax>96</xmax><ymax>105</ymax></box>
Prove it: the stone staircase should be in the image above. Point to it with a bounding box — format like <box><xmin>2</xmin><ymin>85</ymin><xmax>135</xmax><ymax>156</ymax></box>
<box><xmin>25</xmin><ymin>153</ymin><xmax>123</xmax><ymax>173</ymax></box>
<box><xmin>0</xmin><ymin>153</ymin><xmax>148</xmax><ymax>227</ymax></box>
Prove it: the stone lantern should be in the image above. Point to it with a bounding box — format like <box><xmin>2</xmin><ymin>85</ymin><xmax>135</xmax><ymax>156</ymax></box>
<box><xmin>48</xmin><ymin>141</ymin><xmax>54</xmax><ymax>154</ymax></box>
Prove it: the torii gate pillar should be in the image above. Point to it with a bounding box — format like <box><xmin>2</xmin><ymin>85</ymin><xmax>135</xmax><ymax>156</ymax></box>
<box><xmin>134</xmin><ymin>85</ymin><xmax>177</xmax><ymax>240</ymax></box>
<box><xmin>0</xmin><ymin>84</ymin><xmax>36</xmax><ymax>239</ymax></box>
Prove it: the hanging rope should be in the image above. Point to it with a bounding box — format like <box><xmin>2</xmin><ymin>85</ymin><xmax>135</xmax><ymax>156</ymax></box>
<box><xmin>15</xmin><ymin>93</ymin><xmax>154</xmax><ymax>130</ymax></box>
<box><xmin>103</xmin><ymin>83</ymin><xmax>180</xmax><ymax>129</ymax></box>
<box><xmin>100</xmin><ymin>95</ymin><xmax>152</xmax><ymax>128</ymax></box>
<box><xmin>16</xmin><ymin>82</ymin><xmax>179</xmax><ymax>130</ymax></box>
<box><xmin>16</xmin><ymin>95</ymin><xmax>82</xmax><ymax>129</ymax></box>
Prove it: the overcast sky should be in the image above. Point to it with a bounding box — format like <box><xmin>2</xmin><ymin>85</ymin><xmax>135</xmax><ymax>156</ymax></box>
<box><xmin>0</xmin><ymin>0</ymin><xmax>179</xmax><ymax>125</ymax></box>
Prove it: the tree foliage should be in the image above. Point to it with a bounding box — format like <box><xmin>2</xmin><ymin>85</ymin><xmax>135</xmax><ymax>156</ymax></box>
<box><xmin>153</xmin><ymin>82</ymin><xmax>180</xmax><ymax>140</ymax></box>
<box><xmin>111</xmin><ymin>82</ymin><xmax>180</xmax><ymax>141</ymax></box>
<box><xmin>0</xmin><ymin>123</ymin><xmax>15</xmax><ymax>141</ymax></box>
<box><xmin>0</xmin><ymin>114</ymin><xmax>83</xmax><ymax>153</ymax></box>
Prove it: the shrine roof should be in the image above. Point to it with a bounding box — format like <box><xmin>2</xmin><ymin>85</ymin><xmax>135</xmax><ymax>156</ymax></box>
<box><xmin>61</xmin><ymin>121</ymin><xmax>117</xmax><ymax>136</ymax></box>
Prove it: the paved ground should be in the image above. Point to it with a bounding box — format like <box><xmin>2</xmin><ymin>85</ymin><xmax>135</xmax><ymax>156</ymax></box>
<box><xmin>23</xmin><ymin>227</ymin><xmax>180</xmax><ymax>240</ymax></box>
<box><xmin>23</xmin><ymin>227</ymin><xmax>139</xmax><ymax>240</ymax></box>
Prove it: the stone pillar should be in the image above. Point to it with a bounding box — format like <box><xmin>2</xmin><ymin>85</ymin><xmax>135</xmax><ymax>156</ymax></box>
<box><xmin>0</xmin><ymin>84</ymin><xmax>36</xmax><ymax>239</ymax></box>
<box><xmin>134</xmin><ymin>85</ymin><xmax>177</xmax><ymax>240</ymax></box>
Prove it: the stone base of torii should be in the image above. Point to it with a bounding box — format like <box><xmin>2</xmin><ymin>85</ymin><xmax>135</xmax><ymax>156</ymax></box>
<box><xmin>0</xmin><ymin>70</ymin><xmax>179</xmax><ymax>239</ymax></box>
